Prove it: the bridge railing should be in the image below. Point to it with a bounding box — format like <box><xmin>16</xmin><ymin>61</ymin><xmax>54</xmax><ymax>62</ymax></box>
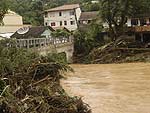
<box><xmin>16</xmin><ymin>36</ymin><xmax>73</xmax><ymax>48</ymax></box>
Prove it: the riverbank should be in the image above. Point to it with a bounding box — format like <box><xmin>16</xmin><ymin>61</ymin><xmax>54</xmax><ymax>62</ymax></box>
<box><xmin>74</xmin><ymin>39</ymin><xmax>150</xmax><ymax>64</ymax></box>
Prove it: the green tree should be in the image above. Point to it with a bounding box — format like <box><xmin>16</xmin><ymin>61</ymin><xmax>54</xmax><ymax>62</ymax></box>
<box><xmin>82</xmin><ymin>2</ymin><xmax>100</xmax><ymax>11</ymax></box>
<box><xmin>51</xmin><ymin>29</ymin><xmax>71</xmax><ymax>38</ymax></box>
<box><xmin>100</xmin><ymin>0</ymin><xmax>147</xmax><ymax>40</ymax></box>
<box><xmin>8</xmin><ymin>0</ymin><xmax>43</xmax><ymax>25</ymax></box>
<box><xmin>30</xmin><ymin>1</ymin><xmax>44</xmax><ymax>25</ymax></box>
<box><xmin>74</xmin><ymin>22</ymin><xmax>103</xmax><ymax>56</ymax></box>
<box><xmin>8</xmin><ymin>0</ymin><xmax>96</xmax><ymax>25</ymax></box>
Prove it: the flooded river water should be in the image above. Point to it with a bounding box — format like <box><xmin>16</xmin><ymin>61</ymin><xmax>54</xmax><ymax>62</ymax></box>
<box><xmin>61</xmin><ymin>63</ymin><xmax>150</xmax><ymax>113</ymax></box>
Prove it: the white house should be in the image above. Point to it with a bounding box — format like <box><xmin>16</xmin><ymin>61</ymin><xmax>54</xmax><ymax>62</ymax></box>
<box><xmin>44</xmin><ymin>4</ymin><xmax>81</xmax><ymax>31</ymax></box>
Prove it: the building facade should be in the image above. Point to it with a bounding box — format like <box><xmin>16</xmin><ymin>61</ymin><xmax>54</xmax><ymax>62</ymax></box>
<box><xmin>0</xmin><ymin>10</ymin><xmax>24</xmax><ymax>38</ymax></box>
<box><xmin>44</xmin><ymin>4</ymin><xmax>81</xmax><ymax>31</ymax></box>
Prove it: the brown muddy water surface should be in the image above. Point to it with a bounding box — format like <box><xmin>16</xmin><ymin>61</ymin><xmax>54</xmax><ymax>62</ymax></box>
<box><xmin>61</xmin><ymin>63</ymin><xmax>150</xmax><ymax>113</ymax></box>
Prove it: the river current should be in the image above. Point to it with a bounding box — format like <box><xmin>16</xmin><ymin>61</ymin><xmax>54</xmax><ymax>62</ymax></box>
<box><xmin>61</xmin><ymin>63</ymin><xmax>150</xmax><ymax>113</ymax></box>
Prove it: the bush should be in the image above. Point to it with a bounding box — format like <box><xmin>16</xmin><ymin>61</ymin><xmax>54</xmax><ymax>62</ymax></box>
<box><xmin>74</xmin><ymin>22</ymin><xmax>104</xmax><ymax>59</ymax></box>
<box><xmin>51</xmin><ymin>29</ymin><xmax>71</xmax><ymax>38</ymax></box>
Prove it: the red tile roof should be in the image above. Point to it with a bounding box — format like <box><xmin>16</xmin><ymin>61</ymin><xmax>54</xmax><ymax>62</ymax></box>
<box><xmin>79</xmin><ymin>11</ymin><xmax>99</xmax><ymax>21</ymax></box>
<box><xmin>45</xmin><ymin>4</ymin><xmax>80</xmax><ymax>12</ymax></box>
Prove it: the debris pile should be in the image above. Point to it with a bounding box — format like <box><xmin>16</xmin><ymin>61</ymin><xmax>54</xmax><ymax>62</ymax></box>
<box><xmin>0</xmin><ymin>41</ymin><xmax>91</xmax><ymax>113</ymax></box>
<box><xmin>89</xmin><ymin>39</ymin><xmax>150</xmax><ymax>63</ymax></box>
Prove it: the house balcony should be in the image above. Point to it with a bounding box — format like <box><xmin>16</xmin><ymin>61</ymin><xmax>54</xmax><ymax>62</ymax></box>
<box><xmin>134</xmin><ymin>26</ymin><xmax>150</xmax><ymax>32</ymax></box>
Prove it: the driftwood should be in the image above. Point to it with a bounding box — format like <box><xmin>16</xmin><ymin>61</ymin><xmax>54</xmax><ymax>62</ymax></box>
<box><xmin>27</xmin><ymin>75</ymin><xmax>52</xmax><ymax>88</ymax></box>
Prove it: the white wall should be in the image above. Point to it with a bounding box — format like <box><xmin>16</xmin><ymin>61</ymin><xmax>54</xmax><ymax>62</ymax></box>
<box><xmin>0</xmin><ymin>11</ymin><xmax>23</xmax><ymax>34</ymax></box>
<box><xmin>75</xmin><ymin>7</ymin><xmax>82</xmax><ymax>21</ymax></box>
<box><xmin>3</xmin><ymin>14</ymin><xmax>23</xmax><ymax>26</ymax></box>
<box><xmin>127</xmin><ymin>18</ymin><xmax>132</xmax><ymax>27</ymax></box>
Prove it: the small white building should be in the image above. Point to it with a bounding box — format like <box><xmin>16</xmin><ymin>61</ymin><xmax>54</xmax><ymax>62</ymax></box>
<box><xmin>44</xmin><ymin>4</ymin><xmax>81</xmax><ymax>31</ymax></box>
<box><xmin>0</xmin><ymin>10</ymin><xmax>24</xmax><ymax>38</ymax></box>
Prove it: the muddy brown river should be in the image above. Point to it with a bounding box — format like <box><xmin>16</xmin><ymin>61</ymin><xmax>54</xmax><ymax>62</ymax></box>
<box><xmin>61</xmin><ymin>63</ymin><xmax>150</xmax><ymax>113</ymax></box>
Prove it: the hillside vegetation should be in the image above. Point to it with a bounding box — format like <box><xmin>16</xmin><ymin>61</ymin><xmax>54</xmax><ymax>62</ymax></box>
<box><xmin>8</xmin><ymin>0</ymin><xmax>100</xmax><ymax>25</ymax></box>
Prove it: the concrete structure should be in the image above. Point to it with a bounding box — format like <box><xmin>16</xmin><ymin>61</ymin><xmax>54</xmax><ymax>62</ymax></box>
<box><xmin>44</xmin><ymin>4</ymin><xmax>81</xmax><ymax>31</ymax></box>
<box><xmin>0</xmin><ymin>10</ymin><xmax>24</xmax><ymax>37</ymax></box>
<box><xmin>16</xmin><ymin>36</ymin><xmax>74</xmax><ymax>63</ymax></box>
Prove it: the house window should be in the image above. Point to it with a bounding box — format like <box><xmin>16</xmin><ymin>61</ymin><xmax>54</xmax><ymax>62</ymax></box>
<box><xmin>70</xmin><ymin>21</ymin><xmax>75</xmax><ymax>25</ymax></box>
<box><xmin>131</xmin><ymin>19</ymin><xmax>138</xmax><ymax>26</ymax></box>
<box><xmin>88</xmin><ymin>20</ymin><xmax>91</xmax><ymax>23</ymax></box>
<box><xmin>70</xmin><ymin>11</ymin><xmax>75</xmax><ymax>15</ymax></box>
<box><xmin>45</xmin><ymin>22</ymin><xmax>48</xmax><ymax>26</ymax></box>
<box><xmin>45</xmin><ymin>12</ymin><xmax>48</xmax><ymax>18</ymax></box>
<box><xmin>140</xmin><ymin>18</ymin><xmax>147</xmax><ymax>26</ymax></box>
<box><xmin>60</xmin><ymin>21</ymin><xmax>62</xmax><ymax>26</ymax></box>
<box><xmin>59</xmin><ymin>12</ymin><xmax>62</xmax><ymax>16</ymax></box>
<box><xmin>64</xmin><ymin>21</ymin><xmax>67</xmax><ymax>25</ymax></box>
<box><xmin>51</xmin><ymin>22</ymin><xmax>56</xmax><ymax>26</ymax></box>
<box><xmin>83</xmin><ymin>21</ymin><xmax>88</xmax><ymax>24</ymax></box>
